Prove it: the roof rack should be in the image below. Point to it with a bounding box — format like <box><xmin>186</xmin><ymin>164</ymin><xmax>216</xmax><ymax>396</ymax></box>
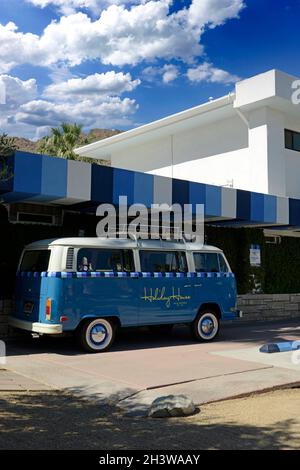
<box><xmin>100</xmin><ymin>224</ymin><xmax>201</xmax><ymax>245</ymax></box>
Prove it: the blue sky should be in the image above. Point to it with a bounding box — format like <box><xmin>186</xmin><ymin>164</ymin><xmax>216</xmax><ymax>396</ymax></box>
<box><xmin>0</xmin><ymin>0</ymin><xmax>299</xmax><ymax>139</ymax></box>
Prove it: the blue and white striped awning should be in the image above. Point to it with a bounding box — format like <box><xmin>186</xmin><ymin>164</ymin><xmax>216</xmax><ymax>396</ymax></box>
<box><xmin>0</xmin><ymin>150</ymin><xmax>297</xmax><ymax>226</ymax></box>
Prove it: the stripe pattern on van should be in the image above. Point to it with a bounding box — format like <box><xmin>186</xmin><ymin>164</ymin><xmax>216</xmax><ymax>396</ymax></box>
<box><xmin>16</xmin><ymin>271</ymin><xmax>235</xmax><ymax>278</ymax></box>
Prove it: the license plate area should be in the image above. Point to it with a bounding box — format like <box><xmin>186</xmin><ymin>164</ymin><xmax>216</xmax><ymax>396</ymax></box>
<box><xmin>23</xmin><ymin>302</ymin><xmax>34</xmax><ymax>315</ymax></box>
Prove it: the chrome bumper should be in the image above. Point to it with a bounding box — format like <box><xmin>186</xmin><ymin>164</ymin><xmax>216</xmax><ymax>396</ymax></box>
<box><xmin>9</xmin><ymin>317</ymin><xmax>63</xmax><ymax>335</ymax></box>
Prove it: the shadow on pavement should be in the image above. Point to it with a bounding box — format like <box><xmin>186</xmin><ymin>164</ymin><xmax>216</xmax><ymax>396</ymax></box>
<box><xmin>4</xmin><ymin>320</ymin><xmax>300</xmax><ymax>357</ymax></box>
<box><xmin>0</xmin><ymin>390</ymin><xmax>298</xmax><ymax>450</ymax></box>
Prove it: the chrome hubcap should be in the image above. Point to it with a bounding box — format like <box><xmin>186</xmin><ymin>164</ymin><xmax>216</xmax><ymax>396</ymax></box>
<box><xmin>90</xmin><ymin>324</ymin><xmax>107</xmax><ymax>344</ymax></box>
<box><xmin>201</xmin><ymin>318</ymin><xmax>214</xmax><ymax>334</ymax></box>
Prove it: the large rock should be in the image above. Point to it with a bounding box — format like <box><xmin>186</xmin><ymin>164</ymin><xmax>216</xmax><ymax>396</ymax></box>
<box><xmin>148</xmin><ymin>394</ymin><xmax>196</xmax><ymax>418</ymax></box>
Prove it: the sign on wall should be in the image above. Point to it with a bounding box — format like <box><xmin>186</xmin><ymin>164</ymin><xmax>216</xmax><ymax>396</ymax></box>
<box><xmin>249</xmin><ymin>244</ymin><xmax>261</xmax><ymax>267</ymax></box>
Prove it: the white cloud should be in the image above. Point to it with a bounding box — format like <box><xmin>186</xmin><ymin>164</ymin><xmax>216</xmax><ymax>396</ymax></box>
<box><xmin>187</xmin><ymin>0</ymin><xmax>245</xmax><ymax>28</ymax></box>
<box><xmin>0</xmin><ymin>73</ymin><xmax>137</xmax><ymax>138</ymax></box>
<box><xmin>0</xmin><ymin>1</ymin><xmax>245</xmax><ymax>71</ymax></box>
<box><xmin>0</xmin><ymin>22</ymin><xmax>42</xmax><ymax>73</ymax></box>
<box><xmin>27</xmin><ymin>0</ymin><xmax>101</xmax><ymax>15</ymax></box>
<box><xmin>187</xmin><ymin>62</ymin><xmax>240</xmax><ymax>84</ymax></box>
<box><xmin>142</xmin><ymin>64</ymin><xmax>179</xmax><ymax>84</ymax></box>
<box><xmin>26</xmin><ymin>0</ymin><xmax>137</xmax><ymax>15</ymax></box>
<box><xmin>0</xmin><ymin>74</ymin><xmax>38</xmax><ymax>138</ymax></box>
<box><xmin>0</xmin><ymin>75</ymin><xmax>37</xmax><ymax>107</ymax></box>
<box><xmin>16</xmin><ymin>96</ymin><xmax>138</xmax><ymax>128</ymax></box>
<box><xmin>162</xmin><ymin>64</ymin><xmax>179</xmax><ymax>83</ymax></box>
<box><xmin>44</xmin><ymin>71</ymin><xmax>140</xmax><ymax>99</ymax></box>
<box><xmin>141</xmin><ymin>66</ymin><xmax>160</xmax><ymax>83</ymax></box>
<box><xmin>0</xmin><ymin>1</ymin><xmax>246</xmax><ymax>138</ymax></box>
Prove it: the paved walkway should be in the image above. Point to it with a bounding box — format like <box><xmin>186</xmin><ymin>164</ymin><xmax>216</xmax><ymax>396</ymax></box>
<box><xmin>2</xmin><ymin>320</ymin><xmax>300</xmax><ymax>413</ymax></box>
<box><xmin>0</xmin><ymin>369</ymin><xmax>49</xmax><ymax>391</ymax></box>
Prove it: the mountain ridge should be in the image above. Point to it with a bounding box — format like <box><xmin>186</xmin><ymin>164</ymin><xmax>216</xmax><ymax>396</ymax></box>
<box><xmin>10</xmin><ymin>128</ymin><xmax>122</xmax><ymax>154</ymax></box>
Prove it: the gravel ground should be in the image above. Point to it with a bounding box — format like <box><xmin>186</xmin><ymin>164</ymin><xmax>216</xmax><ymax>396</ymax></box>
<box><xmin>0</xmin><ymin>388</ymin><xmax>299</xmax><ymax>450</ymax></box>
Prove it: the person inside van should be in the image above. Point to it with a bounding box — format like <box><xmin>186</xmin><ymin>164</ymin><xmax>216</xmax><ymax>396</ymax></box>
<box><xmin>78</xmin><ymin>256</ymin><xmax>93</xmax><ymax>272</ymax></box>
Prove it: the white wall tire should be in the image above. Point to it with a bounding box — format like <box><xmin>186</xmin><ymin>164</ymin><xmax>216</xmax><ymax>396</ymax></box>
<box><xmin>79</xmin><ymin>318</ymin><xmax>115</xmax><ymax>353</ymax></box>
<box><xmin>192</xmin><ymin>310</ymin><xmax>219</xmax><ymax>342</ymax></box>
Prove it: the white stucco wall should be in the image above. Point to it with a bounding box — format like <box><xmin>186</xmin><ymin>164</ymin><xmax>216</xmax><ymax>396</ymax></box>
<box><xmin>111</xmin><ymin>114</ymin><xmax>250</xmax><ymax>188</ymax></box>
<box><xmin>285</xmin><ymin>151</ymin><xmax>300</xmax><ymax>198</ymax></box>
<box><xmin>110</xmin><ymin>105</ymin><xmax>300</xmax><ymax>198</ymax></box>
<box><xmin>284</xmin><ymin>115</ymin><xmax>300</xmax><ymax>198</ymax></box>
<box><xmin>76</xmin><ymin>70</ymin><xmax>300</xmax><ymax>199</ymax></box>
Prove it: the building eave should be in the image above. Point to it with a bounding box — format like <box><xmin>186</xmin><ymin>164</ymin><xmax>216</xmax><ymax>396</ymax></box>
<box><xmin>75</xmin><ymin>94</ymin><xmax>234</xmax><ymax>159</ymax></box>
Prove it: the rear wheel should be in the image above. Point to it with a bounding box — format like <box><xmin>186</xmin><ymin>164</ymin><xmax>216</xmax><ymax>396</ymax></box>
<box><xmin>78</xmin><ymin>318</ymin><xmax>115</xmax><ymax>353</ymax></box>
<box><xmin>191</xmin><ymin>310</ymin><xmax>219</xmax><ymax>342</ymax></box>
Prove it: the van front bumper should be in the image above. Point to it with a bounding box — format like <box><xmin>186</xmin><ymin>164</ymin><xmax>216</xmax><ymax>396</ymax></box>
<box><xmin>9</xmin><ymin>317</ymin><xmax>63</xmax><ymax>335</ymax></box>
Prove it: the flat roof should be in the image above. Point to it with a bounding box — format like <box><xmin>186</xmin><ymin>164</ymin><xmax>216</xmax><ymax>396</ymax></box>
<box><xmin>75</xmin><ymin>69</ymin><xmax>300</xmax><ymax>160</ymax></box>
<box><xmin>75</xmin><ymin>94</ymin><xmax>234</xmax><ymax>159</ymax></box>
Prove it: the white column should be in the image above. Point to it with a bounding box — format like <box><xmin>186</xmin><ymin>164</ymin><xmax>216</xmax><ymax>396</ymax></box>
<box><xmin>248</xmin><ymin>107</ymin><xmax>286</xmax><ymax>196</ymax></box>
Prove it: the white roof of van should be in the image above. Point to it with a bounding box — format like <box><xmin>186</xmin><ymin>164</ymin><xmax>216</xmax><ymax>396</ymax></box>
<box><xmin>24</xmin><ymin>237</ymin><xmax>222</xmax><ymax>252</ymax></box>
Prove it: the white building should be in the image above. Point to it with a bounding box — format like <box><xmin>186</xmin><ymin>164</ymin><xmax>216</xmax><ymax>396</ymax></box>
<box><xmin>76</xmin><ymin>70</ymin><xmax>300</xmax><ymax>199</ymax></box>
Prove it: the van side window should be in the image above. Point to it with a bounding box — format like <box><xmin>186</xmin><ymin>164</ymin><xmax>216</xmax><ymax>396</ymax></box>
<box><xmin>218</xmin><ymin>254</ymin><xmax>229</xmax><ymax>273</ymax></box>
<box><xmin>139</xmin><ymin>251</ymin><xmax>187</xmax><ymax>273</ymax></box>
<box><xmin>193</xmin><ymin>252</ymin><xmax>219</xmax><ymax>272</ymax></box>
<box><xmin>123</xmin><ymin>250</ymin><xmax>135</xmax><ymax>272</ymax></box>
<box><xmin>20</xmin><ymin>250</ymin><xmax>50</xmax><ymax>272</ymax></box>
<box><xmin>77</xmin><ymin>249</ymin><xmax>134</xmax><ymax>272</ymax></box>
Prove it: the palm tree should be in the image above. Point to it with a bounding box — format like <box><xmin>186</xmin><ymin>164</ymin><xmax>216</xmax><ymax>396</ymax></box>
<box><xmin>38</xmin><ymin>123</ymin><xmax>83</xmax><ymax>160</ymax></box>
<box><xmin>0</xmin><ymin>133</ymin><xmax>16</xmax><ymax>181</ymax></box>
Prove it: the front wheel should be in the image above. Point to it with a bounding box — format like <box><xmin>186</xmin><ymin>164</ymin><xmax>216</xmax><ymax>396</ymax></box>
<box><xmin>191</xmin><ymin>310</ymin><xmax>219</xmax><ymax>342</ymax></box>
<box><xmin>78</xmin><ymin>318</ymin><xmax>115</xmax><ymax>353</ymax></box>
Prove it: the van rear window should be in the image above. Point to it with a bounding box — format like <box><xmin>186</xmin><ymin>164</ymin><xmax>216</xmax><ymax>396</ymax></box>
<box><xmin>20</xmin><ymin>250</ymin><xmax>50</xmax><ymax>272</ymax></box>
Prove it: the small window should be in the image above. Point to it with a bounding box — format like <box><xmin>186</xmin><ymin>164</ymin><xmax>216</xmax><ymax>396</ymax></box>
<box><xmin>77</xmin><ymin>248</ymin><xmax>134</xmax><ymax>272</ymax></box>
<box><xmin>218</xmin><ymin>253</ymin><xmax>229</xmax><ymax>273</ymax></box>
<box><xmin>140</xmin><ymin>250</ymin><xmax>187</xmax><ymax>273</ymax></box>
<box><xmin>285</xmin><ymin>129</ymin><xmax>300</xmax><ymax>152</ymax></box>
<box><xmin>20</xmin><ymin>250</ymin><xmax>50</xmax><ymax>272</ymax></box>
<box><xmin>193</xmin><ymin>252</ymin><xmax>219</xmax><ymax>273</ymax></box>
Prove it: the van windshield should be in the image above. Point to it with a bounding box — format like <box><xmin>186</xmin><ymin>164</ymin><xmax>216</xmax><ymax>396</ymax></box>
<box><xmin>20</xmin><ymin>250</ymin><xmax>50</xmax><ymax>272</ymax></box>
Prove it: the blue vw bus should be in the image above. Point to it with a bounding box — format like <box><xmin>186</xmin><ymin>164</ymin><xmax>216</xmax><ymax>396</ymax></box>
<box><xmin>9</xmin><ymin>238</ymin><xmax>242</xmax><ymax>352</ymax></box>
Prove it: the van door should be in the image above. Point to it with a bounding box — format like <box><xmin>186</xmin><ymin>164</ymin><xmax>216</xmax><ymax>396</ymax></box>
<box><xmin>71</xmin><ymin>247</ymin><xmax>139</xmax><ymax>327</ymax></box>
<box><xmin>138</xmin><ymin>250</ymin><xmax>194</xmax><ymax>325</ymax></box>
<box><xmin>192</xmin><ymin>251</ymin><xmax>229</xmax><ymax>312</ymax></box>
<box><xmin>15</xmin><ymin>249</ymin><xmax>51</xmax><ymax>323</ymax></box>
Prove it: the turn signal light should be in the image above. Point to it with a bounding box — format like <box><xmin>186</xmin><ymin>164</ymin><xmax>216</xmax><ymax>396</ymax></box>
<box><xmin>46</xmin><ymin>298</ymin><xmax>52</xmax><ymax>320</ymax></box>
